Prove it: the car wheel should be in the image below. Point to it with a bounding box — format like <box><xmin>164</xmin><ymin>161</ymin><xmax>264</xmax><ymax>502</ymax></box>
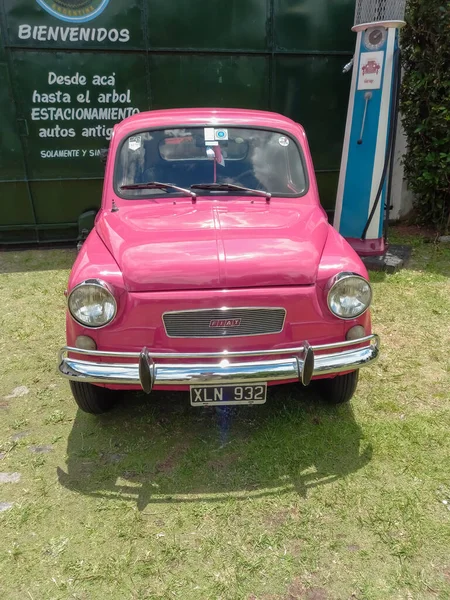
<box><xmin>315</xmin><ymin>370</ymin><xmax>359</xmax><ymax>405</ymax></box>
<box><xmin>69</xmin><ymin>381</ymin><xmax>121</xmax><ymax>414</ymax></box>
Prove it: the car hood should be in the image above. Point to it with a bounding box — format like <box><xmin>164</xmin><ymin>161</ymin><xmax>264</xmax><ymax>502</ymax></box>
<box><xmin>96</xmin><ymin>198</ymin><xmax>329</xmax><ymax>292</ymax></box>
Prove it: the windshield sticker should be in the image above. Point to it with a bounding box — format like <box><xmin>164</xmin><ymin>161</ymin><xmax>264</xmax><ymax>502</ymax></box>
<box><xmin>128</xmin><ymin>136</ymin><xmax>141</xmax><ymax>151</ymax></box>
<box><xmin>204</xmin><ymin>127</ymin><xmax>215</xmax><ymax>141</ymax></box>
<box><xmin>214</xmin><ymin>128</ymin><xmax>228</xmax><ymax>141</ymax></box>
<box><xmin>278</xmin><ymin>136</ymin><xmax>290</xmax><ymax>147</ymax></box>
<box><xmin>235</xmin><ymin>137</ymin><xmax>244</xmax><ymax>144</ymax></box>
<box><xmin>205</xmin><ymin>141</ymin><xmax>219</xmax><ymax>146</ymax></box>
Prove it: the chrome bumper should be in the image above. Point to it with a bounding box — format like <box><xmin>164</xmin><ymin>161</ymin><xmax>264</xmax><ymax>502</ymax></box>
<box><xmin>58</xmin><ymin>335</ymin><xmax>379</xmax><ymax>392</ymax></box>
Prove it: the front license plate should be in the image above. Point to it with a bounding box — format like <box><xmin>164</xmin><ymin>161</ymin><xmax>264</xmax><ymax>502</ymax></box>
<box><xmin>190</xmin><ymin>383</ymin><xmax>267</xmax><ymax>406</ymax></box>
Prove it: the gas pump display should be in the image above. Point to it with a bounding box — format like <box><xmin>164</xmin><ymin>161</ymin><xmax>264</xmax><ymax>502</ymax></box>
<box><xmin>334</xmin><ymin>0</ymin><xmax>407</xmax><ymax>256</ymax></box>
<box><xmin>364</xmin><ymin>27</ymin><xmax>387</xmax><ymax>50</ymax></box>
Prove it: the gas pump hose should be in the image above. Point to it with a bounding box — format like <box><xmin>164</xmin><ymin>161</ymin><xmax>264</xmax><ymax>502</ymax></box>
<box><xmin>361</xmin><ymin>47</ymin><xmax>401</xmax><ymax>240</ymax></box>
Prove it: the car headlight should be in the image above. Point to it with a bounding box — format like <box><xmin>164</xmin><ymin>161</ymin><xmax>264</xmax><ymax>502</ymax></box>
<box><xmin>68</xmin><ymin>279</ymin><xmax>117</xmax><ymax>328</ymax></box>
<box><xmin>327</xmin><ymin>273</ymin><xmax>372</xmax><ymax>319</ymax></box>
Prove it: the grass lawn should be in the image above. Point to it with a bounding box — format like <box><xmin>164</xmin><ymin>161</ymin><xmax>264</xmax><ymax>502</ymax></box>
<box><xmin>0</xmin><ymin>229</ymin><xmax>449</xmax><ymax>600</ymax></box>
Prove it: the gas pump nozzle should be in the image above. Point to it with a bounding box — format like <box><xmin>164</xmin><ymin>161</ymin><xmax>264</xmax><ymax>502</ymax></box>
<box><xmin>342</xmin><ymin>58</ymin><xmax>354</xmax><ymax>74</ymax></box>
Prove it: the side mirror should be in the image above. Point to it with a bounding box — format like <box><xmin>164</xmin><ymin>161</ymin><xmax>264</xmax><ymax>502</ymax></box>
<box><xmin>100</xmin><ymin>148</ymin><xmax>108</xmax><ymax>165</ymax></box>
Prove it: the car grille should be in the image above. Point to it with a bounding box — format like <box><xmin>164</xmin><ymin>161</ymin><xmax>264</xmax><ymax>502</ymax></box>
<box><xmin>163</xmin><ymin>308</ymin><xmax>286</xmax><ymax>338</ymax></box>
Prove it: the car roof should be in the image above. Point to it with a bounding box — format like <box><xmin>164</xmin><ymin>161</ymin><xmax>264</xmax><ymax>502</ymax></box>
<box><xmin>114</xmin><ymin>108</ymin><xmax>305</xmax><ymax>140</ymax></box>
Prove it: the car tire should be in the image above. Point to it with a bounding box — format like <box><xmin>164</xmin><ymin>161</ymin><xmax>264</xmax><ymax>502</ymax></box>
<box><xmin>315</xmin><ymin>370</ymin><xmax>359</xmax><ymax>405</ymax></box>
<box><xmin>69</xmin><ymin>381</ymin><xmax>120</xmax><ymax>414</ymax></box>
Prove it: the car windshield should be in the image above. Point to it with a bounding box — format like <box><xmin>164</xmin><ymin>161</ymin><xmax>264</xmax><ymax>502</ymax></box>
<box><xmin>115</xmin><ymin>127</ymin><xmax>307</xmax><ymax>198</ymax></box>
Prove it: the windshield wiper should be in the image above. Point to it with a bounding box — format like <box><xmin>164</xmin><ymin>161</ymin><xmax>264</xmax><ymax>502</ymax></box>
<box><xmin>120</xmin><ymin>181</ymin><xmax>196</xmax><ymax>198</ymax></box>
<box><xmin>190</xmin><ymin>183</ymin><xmax>271</xmax><ymax>200</ymax></box>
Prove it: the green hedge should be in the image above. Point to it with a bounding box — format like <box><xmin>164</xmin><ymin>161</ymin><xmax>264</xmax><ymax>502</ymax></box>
<box><xmin>401</xmin><ymin>0</ymin><xmax>450</xmax><ymax>232</ymax></box>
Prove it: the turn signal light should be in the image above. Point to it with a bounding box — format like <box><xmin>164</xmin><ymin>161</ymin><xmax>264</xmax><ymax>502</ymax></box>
<box><xmin>346</xmin><ymin>325</ymin><xmax>366</xmax><ymax>340</ymax></box>
<box><xmin>75</xmin><ymin>335</ymin><xmax>97</xmax><ymax>350</ymax></box>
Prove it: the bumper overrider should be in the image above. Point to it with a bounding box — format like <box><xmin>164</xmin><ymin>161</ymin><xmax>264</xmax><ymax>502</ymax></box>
<box><xmin>58</xmin><ymin>334</ymin><xmax>379</xmax><ymax>393</ymax></box>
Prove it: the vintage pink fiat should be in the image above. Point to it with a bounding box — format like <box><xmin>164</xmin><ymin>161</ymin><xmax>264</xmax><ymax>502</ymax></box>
<box><xmin>58</xmin><ymin>108</ymin><xmax>379</xmax><ymax>414</ymax></box>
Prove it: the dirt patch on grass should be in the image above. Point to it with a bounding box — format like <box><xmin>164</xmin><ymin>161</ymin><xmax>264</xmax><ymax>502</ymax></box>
<box><xmin>0</xmin><ymin>472</ymin><xmax>21</xmax><ymax>483</ymax></box>
<box><xmin>248</xmin><ymin>580</ymin><xmax>328</xmax><ymax>600</ymax></box>
<box><xmin>4</xmin><ymin>386</ymin><xmax>29</xmax><ymax>399</ymax></box>
<box><xmin>264</xmin><ymin>510</ymin><xmax>289</xmax><ymax>528</ymax></box>
<box><xmin>286</xmin><ymin>579</ymin><xmax>328</xmax><ymax>600</ymax></box>
<box><xmin>155</xmin><ymin>441</ymin><xmax>191</xmax><ymax>475</ymax></box>
<box><xmin>287</xmin><ymin>540</ymin><xmax>303</xmax><ymax>557</ymax></box>
<box><xmin>10</xmin><ymin>431</ymin><xmax>29</xmax><ymax>441</ymax></box>
<box><xmin>285</xmin><ymin>578</ymin><xmax>306</xmax><ymax>599</ymax></box>
<box><xmin>264</xmin><ymin>507</ymin><xmax>299</xmax><ymax>528</ymax></box>
<box><xmin>29</xmin><ymin>445</ymin><xmax>53</xmax><ymax>454</ymax></box>
<box><xmin>303</xmin><ymin>588</ymin><xmax>328</xmax><ymax>600</ymax></box>
<box><xmin>393</xmin><ymin>224</ymin><xmax>438</xmax><ymax>240</ymax></box>
<box><xmin>207</xmin><ymin>452</ymin><xmax>239</xmax><ymax>471</ymax></box>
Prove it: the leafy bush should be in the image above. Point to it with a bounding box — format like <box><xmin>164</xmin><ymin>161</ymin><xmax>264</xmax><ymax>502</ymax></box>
<box><xmin>401</xmin><ymin>0</ymin><xmax>450</xmax><ymax>232</ymax></box>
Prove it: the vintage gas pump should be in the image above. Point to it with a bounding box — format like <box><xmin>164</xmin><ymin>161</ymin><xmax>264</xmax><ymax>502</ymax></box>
<box><xmin>334</xmin><ymin>0</ymin><xmax>406</xmax><ymax>256</ymax></box>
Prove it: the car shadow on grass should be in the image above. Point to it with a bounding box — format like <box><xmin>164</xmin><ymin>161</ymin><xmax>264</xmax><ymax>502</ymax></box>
<box><xmin>57</xmin><ymin>384</ymin><xmax>372</xmax><ymax>510</ymax></box>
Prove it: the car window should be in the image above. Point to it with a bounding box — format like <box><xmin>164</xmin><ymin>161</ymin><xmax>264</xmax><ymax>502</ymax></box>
<box><xmin>115</xmin><ymin>127</ymin><xmax>308</xmax><ymax>197</ymax></box>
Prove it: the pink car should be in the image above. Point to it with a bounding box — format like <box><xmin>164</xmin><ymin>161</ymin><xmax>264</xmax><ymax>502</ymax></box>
<box><xmin>58</xmin><ymin>109</ymin><xmax>379</xmax><ymax>414</ymax></box>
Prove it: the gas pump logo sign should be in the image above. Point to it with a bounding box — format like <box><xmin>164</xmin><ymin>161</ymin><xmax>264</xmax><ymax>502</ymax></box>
<box><xmin>35</xmin><ymin>0</ymin><xmax>110</xmax><ymax>23</ymax></box>
<box><xmin>362</xmin><ymin>60</ymin><xmax>380</xmax><ymax>76</ymax></box>
<box><xmin>357</xmin><ymin>51</ymin><xmax>384</xmax><ymax>90</ymax></box>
